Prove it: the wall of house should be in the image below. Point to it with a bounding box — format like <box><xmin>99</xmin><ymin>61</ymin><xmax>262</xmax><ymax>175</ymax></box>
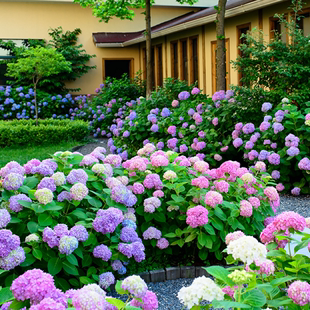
<box><xmin>138</xmin><ymin>0</ymin><xmax>310</xmax><ymax>96</ymax></box>
<box><xmin>0</xmin><ymin>1</ymin><xmax>197</xmax><ymax>94</ymax></box>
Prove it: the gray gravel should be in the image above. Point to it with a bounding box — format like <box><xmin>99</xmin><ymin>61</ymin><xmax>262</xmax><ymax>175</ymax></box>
<box><xmin>277</xmin><ymin>194</ymin><xmax>310</xmax><ymax>218</ymax></box>
<box><xmin>76</xmin><ymin>141</ymin><xmax>310</xmax><ymax>309</ymax></box>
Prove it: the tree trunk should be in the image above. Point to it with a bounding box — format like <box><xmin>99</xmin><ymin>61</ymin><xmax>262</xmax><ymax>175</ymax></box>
<box><xmin>215</xmin><ymin>0</ymin><xmax>227</xmax><ymax>91</ymax></box>
<box><xmin>145</xmin><ymin>0</ymin><xmax>152</xmax><ymax>99</ymax></box>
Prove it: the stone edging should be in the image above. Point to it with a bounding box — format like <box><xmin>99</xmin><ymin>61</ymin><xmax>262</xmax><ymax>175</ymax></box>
<box><xmin>138</xmin><ymin>266</ymin><xmax>208</xmax><ymax>283</ymax></box>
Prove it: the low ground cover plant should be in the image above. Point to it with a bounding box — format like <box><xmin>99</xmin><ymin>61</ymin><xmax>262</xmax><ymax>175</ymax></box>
<box><xmin>0</xmin><ymin>119</ymin><xmax>90</xmax><ymax>147</ymax></box>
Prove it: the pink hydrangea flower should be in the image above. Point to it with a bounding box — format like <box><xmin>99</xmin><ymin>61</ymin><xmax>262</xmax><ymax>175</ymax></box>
<box><xmin>248</xmin><ymin>197</ymin><xmax>260</xmax><ymax>208</ymax></box>
<box><xmin>240</xmin><ymin>200</ymin><xmax>253</xmax><ymax>217</ymax></box>
<box><xmin>272</xmin><ymin>211</ymin><xmax>306</xmax><ymax>232</ymax></box>
<box><xmin>215</xmin><ymin>180</ymin><xmax>230</xmax><ymax>193</ymax></box>
<box><xmin>191</xmin><ymin>176</ymin><xmax>209</xmax><ymax>189</ymax></box>
<box><xmin>246</xmin><ymin>259</ymin><xmax>275</xmax><ymax>276</ymax></box>
<box><xmin>186</xmin><ymin>205</ymin><xmax>208</xmax><ymax>228</ymax></box>
<box><xmin>205</xmin><ymin>191</ymin><xmax>223</xmax><ymax>207</ymax></box>
<box><xmin>193</xmin><ymin>161</ymin><xmax>209</xmax><ymax>173</ymax></box>
<box><xmin>264</xmin><ymin>187</ymin><xmax>279</xmax><ymax>202</ymax></box>
<box><xmin>151</xmin><ymin>155</ymin><xmax>169</xmax><ymax>167</ymax></box>
<box><xmin>287</xmin><ymin>281</ymin><xmax>310</xmax><ymax>306</ymax></box>
<box><xmin>225</xmin><ymin>231</ymin><xmax>245</xmax><ymax>245</ymax></box>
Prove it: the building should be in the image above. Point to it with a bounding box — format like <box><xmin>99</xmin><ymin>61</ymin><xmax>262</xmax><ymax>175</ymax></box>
<box><xmin>0</xmin><ymin>0</ymin><xmax>309</xmax><ymax>95</ymax></box>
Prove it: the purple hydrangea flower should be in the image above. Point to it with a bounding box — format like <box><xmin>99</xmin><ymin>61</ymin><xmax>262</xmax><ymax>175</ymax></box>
<box><xmin>9</xmin><ymin>194</ymin><xmax>32</xmax><ymax>212</ymax></box>
<box><xmin>261</xmin><ymin>102</ymin><xmax>272</xmax><ymax>112</ymax></box>
<box><xmin>93</xmin><ymin>244</ymin><xmax>112</xmax><ymax>261</ymax></box>
<box><xmin>120</xmin><ymin>227</ymin><xmax>139</xmax><ymax>243</ymax></box>
<box><xmin>66</xmin><ymin>169</ymin><xmax>88</xmax><ymax>185</ymax></box>
<box><xmin>69</xmin><ymin>225</ymin><xmax>88</xmax><ymax>242</ymax></box>
<box><xmin>58</xmin><ymin>236</ymin><xmax>78</xmax><ymax>255</ymax></box>
<box><xmin>37</xmin><ymin>177</ymin><xmax>56</xmax><ymax>192</ymax></box>
<box><xmin>0</xmin><ymin>210</ymin><xmax>11</xmax><ymax>228</ymax></box>
<box><xmin>178</xmin><ymin>91</ymin><xmax>190</xmax><ymax>100</ymax></box>
<box><xmin>93</xmin><ymin>208</ymin><xmax>124</xmax><ymax>234</ymax></box>
<box><xmin>3</xmin><ymin>173</ymin><xmax>24</xmax><ymax>190</ymax></box>
<box><xmin>287</xmin><ymin>147</ymin><xmax>300</xmax><ymax>157</ymax></box>
<box><xmin>99</xmin><ymin>272</ymin><xmax>115</xmax><ymax>289</ymax></box>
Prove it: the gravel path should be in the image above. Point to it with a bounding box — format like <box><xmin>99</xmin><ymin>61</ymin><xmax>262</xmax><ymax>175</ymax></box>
<box><xmin>76</xmin><ymin>141</ymin><xmax>310</xmax><ymax>309</ymax></box>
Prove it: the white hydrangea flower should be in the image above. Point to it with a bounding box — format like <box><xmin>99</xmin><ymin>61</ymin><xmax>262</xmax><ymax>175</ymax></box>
<box><xmin>227</xmin><ymin>236</ymin><xmax>267</xmax><ymax>265</ymax></box>
<box><xmin>25</xmin><ymin>234</ymin><xmax>40</xmax><ymax>243</ymax></box>
<box><xmin>178</xmin><ymin>276</ymin><xmax>224</xmax><ymax>309</ymax></box>
<box><xmin>281</xmin><ymin>98</ymin><xmax>289</xmax><ymax>103</ymax></box>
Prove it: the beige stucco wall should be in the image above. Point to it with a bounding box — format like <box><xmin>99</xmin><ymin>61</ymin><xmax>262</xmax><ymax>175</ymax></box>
<box><xmin>0</xmin><ymin>1</ymin><xmax>197</xmax><ymax>94</ymax></box>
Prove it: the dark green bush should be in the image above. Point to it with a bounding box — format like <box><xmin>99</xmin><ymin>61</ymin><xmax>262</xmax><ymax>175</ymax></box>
<box><xmin>0</xmin><ymin>119</ymin><xmax>90</xmax><ymax>147</ymax></box>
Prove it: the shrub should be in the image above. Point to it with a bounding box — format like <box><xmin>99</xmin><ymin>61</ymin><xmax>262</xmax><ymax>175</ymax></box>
<box><xmin>0</xmin><ymin>119</ymin><xmax>90</xmax><ymax>146</ymax></box>
<box><xmin>0</xmin><ymin>144</ymin><xmax>277</xmax><ymax>294</ymax></box>
<box><xmin>177</xmin><ymin>211</ymin><xmax>310</xmax><ymax>309</ymax></box>
<box><xmin>0</xmin><ymin>86</ymin><xmax>77</xmax><ymax>120</ymax></box>
<box><xmin>233</xmin><ymin>99</ymin><xmax>310</xmax><ymax>194</ymax></box>
<box><xmin>232</xmin><ymin>0</ymin><xmax>310</xmax><ymax>106</ymax></box>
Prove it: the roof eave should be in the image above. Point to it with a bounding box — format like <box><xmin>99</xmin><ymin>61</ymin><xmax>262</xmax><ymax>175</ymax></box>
<box><xmin>96</xmin><ymin>43</ymin><xmax>124</xmax><ymax>47</ymax></box>
<box><xmin>122</xmin><ymin>0</ymin><xmax>287</xmax><ymax>46</ymax></box>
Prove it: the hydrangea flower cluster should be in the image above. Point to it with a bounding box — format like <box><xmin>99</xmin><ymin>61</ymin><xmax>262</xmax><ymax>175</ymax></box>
<box><xmin>178</xmin><ymin>276</ymin><xmax>224</xmax><ymax>309</ymax></box>
<box><xmin>186</xmin><ymin>205</ymin><xmax>208</xmax><ymax>228</ymax></box>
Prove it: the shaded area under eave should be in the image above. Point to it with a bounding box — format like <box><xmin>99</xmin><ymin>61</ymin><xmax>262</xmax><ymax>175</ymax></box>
<box><xmin>92</xmin><ymin>0</ymin><xmax>256</xmax><ymax>45</ymax></box>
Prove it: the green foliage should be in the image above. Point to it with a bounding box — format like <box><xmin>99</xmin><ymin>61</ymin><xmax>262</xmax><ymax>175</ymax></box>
<box><xmin>74</xmin><ymin>0</ymin><xmax>197</xmax><ymax>22</ymax></box>
<box><xmin>0</xmin><ymin>27</ymin><xmax>95</xmax><ymax>94</ymax></box>
<box><xmin>0</xmin><ymin>119</ymin><xmax>90</xmax><ymax>147</ymax></box>
<box><xmin>232</xmin><ymin>0</ymin><xmax>310</xmax><ymax>105</ymax></box>
<box><xmin>6</xmin><ymin>47</ymin><xmax>71</xmax><ymax>85</ymax></box>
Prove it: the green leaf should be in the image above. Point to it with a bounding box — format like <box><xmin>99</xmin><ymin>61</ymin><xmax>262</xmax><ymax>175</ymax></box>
<box><xmin>33</xmin><ymin>248</ymin><xmax>42</xmax><ymax>260</ymax></box>
<box><xmin>0</xmin><ymin>287</ymin><xmax>13</xmax><ymax>303</ymax></box>
<box><xmin>80</xmin><ymin>276</ymin><xmax>95</xmax><ymax>285</ymax></box>
<box><xmin>48</xmin><ymin>257</ymin><xmax>62</xmax><ymax>276</ymax></box>
<box><xmin>27</xmin><ymin>221</ymin><xmax>39</xmax><ymax>233</ymax></box>
<box><xmin>10</xmin><ymin>217</ymin><xmax>21</xmax><ymax>223</ymax></box>
<box><xmin>171</xmin><ymin>194</ymin><xmax>185</xmax><ymax>203</ymax></box>
<box><xmin>241</xmin><ymin>290</ymin><xmax>266</xmax><ymax>307</ymax></box>
<box><xmin>55</xmin><ymin>277</ymin><xmax>70</xmax><ymax>291</ymax></box>
<box><xmin>82</xmin><ymin>254</ymin><xmax>92</xmax><ymax>267</ymax></box>
<box><xmin>19</xmin><ymin>254</ymin><xmax>35</xmax><ymax>267</ymax></box>
<box><xmin>153</xmin><ymin>213</ymin><xmax>166</xmax><ymax>222</ymax></box>
<box><xmin>214</xmin><ymin>206</ymin><xmax>227</xmax><ymax>220</ymax></box>
<box><xmin>185</xmin><ymin>234</ymin><xmax>196</xmax><ymax>242</ymax></box>
<box><xmin>204</xmin><ymin>266</ymin><xmax>235</xmax><ymax>286</ymax></box>
<box><xmin>211</xmin><ymin>217</ymin><xmax>224</xmax><ymax>230</ymax></box>
<box><xmin>106</xmin><ymin>297</ymin><xmax>126</xmax><ymax>308</ymax></box>
<box><xmin>8</xmin><ymin>300</ymin><xmax>29</xmax><ymax>309</ymax></box>
<box><xmin>270</xmin><ymin>276</ymin><xmax>297</xmax><ymax>286</ymax></box>
<box><xmin>212</xmin><ymin>300</ymin><xmax>251</xmax><ymax>309</ymax></box>
<box><xmin>38</xmin><ymin>213</ymin><xmax>53</xmax><ymax>226</ymax></box>
<box><xmin>24</xmin><ymin>176</ymin><xmax>39</xmax><ymax>189</ymax></box>
<box><xmin>115</xmin><ymin>280</ymin><xmax>128</xmax><ymax>295</ymax></box>
<box><xmin>66</xmin><ymin>254</ymin><xmax>79</xmax><ymax>266</ymax></box>
<box><xmin>165</xmin><ymin>233</ymin><xmax>176</xmax><ymax>238</ymax></box>
<box><xmin>63</xmin><ymin>261</ymin><xmax>79</xmax><ymax>276</ymax></box>
<box><xmin>71</xmin><ymin>210</ymin><xmax>87</xmax><ymax>219</ymax></box>
<box><xmin>17</xmin><ymin>200</ymin><xmax>32</xmax><ymax>207</ymax></box>
<box><xmin>86</xmin><ymin>196</ymin><xmax>102</xmax><ymax>208</ymax></box>
<box><xmin>204</xmin><ymin>224</ymin><xmax>215</xmax><ymax>235</ymax></box>
<box><xmin>198</xmin><ymin>232</ymin><xmax>208</xmax><ymax>247</ymax></box>
<box><xmin>45</xmin><ymin>204</ymin><xmax>63</xmax><ymax>211</ymax></box>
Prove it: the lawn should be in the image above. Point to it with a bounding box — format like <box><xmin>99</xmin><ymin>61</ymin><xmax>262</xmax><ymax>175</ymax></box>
<box><xmin>0</xmin><ymin>141</ymin><xmax>81</xmax><ymax>167</ymax></box>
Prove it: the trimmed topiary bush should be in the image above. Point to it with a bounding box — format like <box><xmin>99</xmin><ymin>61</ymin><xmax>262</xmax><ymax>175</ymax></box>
<box><xmin>0</xmin><ymin>119</ymin><xmax>90</xmax><ymax>147</ymax></box>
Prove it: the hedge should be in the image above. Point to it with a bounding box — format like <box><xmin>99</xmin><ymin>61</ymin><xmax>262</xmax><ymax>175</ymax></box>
<box><xmin>0</xmin><ymin>119</ymin><xmax>90</xmax><ymax>147</ymax></box>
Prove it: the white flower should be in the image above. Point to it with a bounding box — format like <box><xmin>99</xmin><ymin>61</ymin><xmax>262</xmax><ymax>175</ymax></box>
<box><xmin>227</xmin><ymin>236</ymin><xmax>267</xmax><ymax>265</ymax></box>
<box><xmin>281</xmin><ymin>98</ymin><xmax>289</xmax><ymax>103</ymax></box>
<box><xmin>25</xmin><ymin>234</ymin><xmax>39</xmax><ymax>243</ymax></box>
<box><xmin>178</xmin><ymin>276</ymin><xmax>224</xmax><ymax>309</ymax></box>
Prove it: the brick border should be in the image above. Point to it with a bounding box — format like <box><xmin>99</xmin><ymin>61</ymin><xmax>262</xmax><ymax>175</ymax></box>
<box><xmin>138</xmin><ymin>266</ymin><xmax>209</xmax><ymax>283</ymax></box>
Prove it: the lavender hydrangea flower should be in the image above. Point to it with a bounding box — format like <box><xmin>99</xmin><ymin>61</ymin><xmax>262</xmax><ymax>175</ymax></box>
<box><xmin>8</xmin><ymin>194</ymin><xmax>31</xmax><ymax>212</ymax></box>
<box><xmin>66</xmin><ymin>169</ymin><xmax>88</xmax><ymax>185</ymax></box>
<box><xmin>57</xmin><ymin>191</ymin><xmax>72</xmax><ymax>202</ymax></box>
<box><xmin>111</xmin><ymin>260</ymin><xmax>123</xmax><ymax>271</ymax></box>
<box><xmin>0</xmin><ymin>230</ymin><xmax>20</xmax><ymax>258</ymax></box>
<box><xmin>58</xmin><ymin>236</ymin><xmax>78</xmax><ymax>255</ymax></box>
<box><xmin>43</xmin><ymin>227</ymin><xmax>59</xmax><ymax>248</ymax></box>
<box><xmin>273</xmin><ymin>122</ymin><xmax>284</xmax><ymax>134</ymax></box>
<box><xmin>233</xmin><ymin>138</ymin><xmax>243</xmax><ymax>148</ymax></box>
<box><xmin>120</xmin><ymin>227</ymin><xmax>139</xmax><ymax>243</ymax></box>
<box><xmin>161</xmin><ymin>108</ymin><xmax>171</xmax><ymax>118</ymax></box>
<box><xmin>99</xmin><ymin>272</ymin><xmax>115</xmax><ymax>289</ymax></box>
<box><xmin>242</xmin><ymin>123</ymin><xmax>255</xmax><ymax>134</ymax></box>
<box><xmin>178</xmin><ymin>91</ymin><xmax>190</xmax><ymax>100</ymax></box>
<box><xmin>268</xmin><ymin>153</ymin><xmax>280</xmax><ymax>165</ymax></box>
<box><xmin>261</xmin><ymin>102</ymin><xmax>272</xmax><ymax>112</ymax></box>
<box><xmin>69</xmin><ymin>225</ymin><xmax>88</xmax><ymax>242</ymax></box>
<box><xmin>143</xmin><ymin>227</ymin><xmax>162</xmax><ymax>240</ymax></box>
<box><xmin>93</xmin><ymin>208</ymin><xmax>124</xmax><ymax>234</ymax></box>
<box><xmin>0</xmin><ymin>210</ymin><xmax>11</xmax><ymax>228</ymax></box>
<box><xmin>37</xmin><ymin>177</ymin><xmax>56</xmax><ymax>192</ymax></box>
<box><xmin>0</xmin><ymin>247</ymin><xmax>25</xmax><ymax>270</ymax></box>
<box><xmin>287</xmin><ymin>146</ymin><xmax>300</xmax><ymax>157</ymax></box>
<box><xmin>93</xmin><ymin>244</ymin><xmax>112</xmax><ymax>261</ymax></box>
<box><xmin>3</xmin><ymin>173</ymin><xmax>24</xmax><ymax>190</ymax></box>
<box><xmin>121</xmin><ymin>275</ymin><xmax>147</xmax><ymax>298</ymax></box>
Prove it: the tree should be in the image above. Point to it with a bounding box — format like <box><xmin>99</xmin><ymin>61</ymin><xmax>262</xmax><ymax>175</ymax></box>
<box><xmin>6</xmin><ymin>47</ymin><xmax>71</xmax><ymax>125</ymax></box>
<box><xmin>215</xmin><ymin>0</ymin><xmax>227</xmax><ymax>91</ymax></box>
<box><xmin>0</xmin><ymin>27</ymin><xmax>96</xmax><ymax>94</ymax></box>
<box><xmin>74</xmin><ymin>0</ymin><xmax>197</xmax><ymax>98</ymax></box>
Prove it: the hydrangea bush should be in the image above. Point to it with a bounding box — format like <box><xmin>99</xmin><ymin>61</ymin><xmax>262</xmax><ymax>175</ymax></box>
<box><xmin>178</xmin><ymin>211</ymin><xmax>310</xmax><ymax>309</ymax></box>
<box><xmin>234</xmin><ymin>99</ymin><xmax>310</xmax><ymax>194</ymax></box>
<box><xmin>0</xmin><ymin>142</ymin><xmax>278</xmax><ymax>293</ymax></box>
<box><xmin>0</xmin><ymin>86</ymin><xmax>76</xmax><ymax>120</ymax></box>
<box><xmin>0</xmin><ymin>268</ymin><xmax>157</xmax><ymax>309</ymax></box>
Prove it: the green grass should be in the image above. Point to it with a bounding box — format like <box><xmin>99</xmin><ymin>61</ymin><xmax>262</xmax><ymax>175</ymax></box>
<box><xmin>0</xmin><ymin>141</ymin><xmax>81</xmax><ymax>167</ymax></box>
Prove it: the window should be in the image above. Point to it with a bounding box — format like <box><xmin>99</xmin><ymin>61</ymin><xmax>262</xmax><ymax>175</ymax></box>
<box><xmin>143</xmin><ymin>45</ymin><xmax>162</xmax><ymax>89</ymax></box>
<box><xmin>103</xmin><ymin>59</ymin><xmax>133</xmax><ymax>80</ymax></box>
<box><xmin>180</xmin><ymin>39</ymin><xmax>188</xmax><ymax>82</ymax></box>
<box><xmin>170</xmin><ymin>41</ymin><xmax>178</xmax><ymax>79</ymax></box>
<box><xmin>156</xmin><ymin>45</ymin><xmax>163</xmax><ymax>87</ymax></box>
<box><xmin>270</xmin><ymin>17</ymin><xmax>287</xmax><ymax>42</ymax></box>
<box><xmin>237</xmin><ymin>23</ymin><xmax>251</xmax><ymax>86</ymax></box>
<box><xmin>0</xmin><ymin>39</ymin><xmax>31</xmax><ymax>86</ymax></box>
<box><xmin>211</xmin><ymin>39</ymin><xmax>230</xmax><ymax>94</ymax></box>
<box><xmin>189</xmin><ymin>36</ymin><xmax>199</xmax><ymax>84</ymax></box>
<box><xmin>296</xmin><ymin>9</ymin><xmax>310</xmax><ymax>36</ymax></box>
